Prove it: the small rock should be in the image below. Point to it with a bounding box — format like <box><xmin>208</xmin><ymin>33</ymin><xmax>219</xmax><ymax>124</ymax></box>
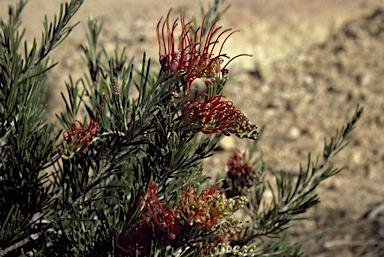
<box><xmin>290</xmin><ymin>126</ymin><xmax>301</xmax><ymax>139</ymax></box>
<box><xmin>304</xmin><ymin>75</ymin><xmax>314</xmax><ymax>87</ymax></box>
<box><xmin>364</xmin><ymin>164</ymin><xmax>374</xmax><ymax>179</ymax></box>
<box><xmin>352</xmin><ymin>151</ymin><xmax>362</xmax><ymax>164</ymax></box>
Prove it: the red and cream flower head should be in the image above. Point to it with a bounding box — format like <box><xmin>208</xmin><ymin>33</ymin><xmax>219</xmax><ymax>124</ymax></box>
<box><xmin>175</xmin><ymin>184</ymin><xmax>247</xmax><ymax>232</ymax></box>
<box><xmin>60</xmin><ymin>96</ymin><xmax>105</xmax><ymax>158</ymax></box>
<box><xmin>184</xmin><ymin>93</ymin><xmax>259</xmax><ymax>139</ymax></box>
<box><xmin>157</xmin><ymin>10</ymin><xmax>250</xmax><ymax>97</ymax></box>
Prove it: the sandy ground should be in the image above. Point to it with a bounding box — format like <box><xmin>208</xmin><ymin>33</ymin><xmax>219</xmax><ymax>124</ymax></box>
<box><xmin>1</xmin><ymin>0</ymin><xmax>384</xmax><ymax>256</ymax></box>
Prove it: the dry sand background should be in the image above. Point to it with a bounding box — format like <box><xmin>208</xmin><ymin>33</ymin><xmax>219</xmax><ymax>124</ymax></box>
<box><xmin>1</xmin><ymin>0</ymin><xmax>384</xmax><ymax>256</ymax></box>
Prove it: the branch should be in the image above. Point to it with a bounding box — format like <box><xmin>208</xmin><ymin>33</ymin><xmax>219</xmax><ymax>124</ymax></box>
<box><xmin>18</xmin><ymin>0</ymin><xmax>83</xmax><ymax>84</ymax></box>
<box><xmin>244</xmin><ymin>105</ymin><xmax>363</xmax><ymax>244</ymax></box>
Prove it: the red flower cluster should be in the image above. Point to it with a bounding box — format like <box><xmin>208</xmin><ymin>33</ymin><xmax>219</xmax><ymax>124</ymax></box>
<box><xmin>176</xmin><ymin>184</ymin><xmax>247</xmax><ymax>252</ymax></box>
<box><xmin>157</xmin><ymin>10</ymin><xmax>248</xmax><ymax>97</ymax></box>
<box><xmin>157</xmin><ymin>10</ymin><xmax>258</xmax><ymax>139</ymax></box>
<box><xmin>62</xmin><ymin>120</ymin><xmax>98</xmax><ymax>153</ymax></box>
<box><xmin>116</xmin><ymin>182</ymin><xmax>180</xmax><ymax>255</ymax></box>
<box><xmin>225</xmin><ymin>149</ymin><xmax>258</xmax><ymax>197</ymax></box>
<box><xmin>176</xmin><ymin>184</ymin><xmax>226</xmax><ymax>231</ymax></box>
<box><xmin>116</xmin><ymin>182</ymin><xmax>247</xmax><ymax>255</ymax></box>
<box><xmin>139</xmin><ymin>182</ymin><xmax>180</xmax><ymax>240</ymax></box>
<box><xmin>227</xmin><ymin>150</ymin><xmax>257</xmax><ymax>180</ymax></box>
<box><xmin>184</xmin><ymin>93</ymin><xmax>259</xmax><ymax>139</ymax></box>
<box><xmin>60</xmin><ymin>96</ymin><xmax>104</xmax><ymax>157</ymax></box>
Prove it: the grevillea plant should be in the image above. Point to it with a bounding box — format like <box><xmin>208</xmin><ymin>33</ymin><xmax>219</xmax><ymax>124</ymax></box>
<box><xmin>0</xmin><ymin>1</ymin><xmax>363</xmax><ymax>256</ymax></box>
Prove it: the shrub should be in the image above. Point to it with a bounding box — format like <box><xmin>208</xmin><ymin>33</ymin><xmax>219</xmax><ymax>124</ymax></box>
<box><xmin>0</xmin><ymin>1</ymin><xmax>363</xmax><ymax>256</ymax></box>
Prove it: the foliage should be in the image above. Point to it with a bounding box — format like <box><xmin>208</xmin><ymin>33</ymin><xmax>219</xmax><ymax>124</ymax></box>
<box><xmin>0</xmin><ymin>0</ymin><xmax>363</xmax><ymax>256</ymax></box>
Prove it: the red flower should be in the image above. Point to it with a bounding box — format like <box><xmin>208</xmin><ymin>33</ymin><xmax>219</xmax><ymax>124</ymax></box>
<box><xmin>183</xmin><ymin>93</ymin><xmax>258</xmax><ymax>139</ymax></box>
<box><xmin>224</xmin><ymin>149</ymin><xmax>258</xmax><ymax>197</ymax></box>
<box><xmin>61</xmin><ymin>96</ymin><xmax>104</xmax><ymax>157</ymax></box>
<box><xmin>176</xmin><ymin>184</ymin><xmax>224</xmax><ymax>231</ymax></box>
<box><xmin>175</xmin><ymin>184</ymin><xmax>247</xmax><ymax>232</ymax></box>
<box><xmin>62</xmin><ymin>120</ymin><xmax>97</xmax><ymax>152</ymax></box>
<box><xmin>227</xmin><ymin>150</ymin><xmax>257</xmax><ymax>180</ymax></box>
<box><xmin>157</xmin><ymin>10</ymin><xmax>249</xmax><ymax>97</ymax></box>
<box><xmin>116</xmin><ymin>182</ymin><xmax>180</xmax><ymax>255</ymax></box>
<box><xmin>116</xmin><ymin>183</ymin><xmax>248</xmax><ymax>254</ymax></box>
<box><xmin>139</xmin><ymin>182</ymin><xmax>180</xmax><ymax>240</ymax></box>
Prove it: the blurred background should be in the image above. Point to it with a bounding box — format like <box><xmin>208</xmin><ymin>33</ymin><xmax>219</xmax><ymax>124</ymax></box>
<box><xmin>1</xmin><ymin>0</ymin><xmax>383</xmax><ymax>256</ymax></box>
